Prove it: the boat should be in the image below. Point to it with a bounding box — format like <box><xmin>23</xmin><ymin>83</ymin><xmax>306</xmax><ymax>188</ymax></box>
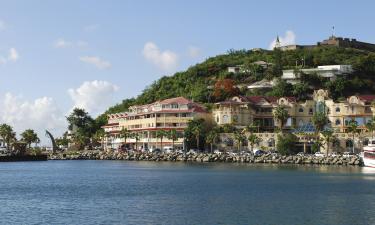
<box><xmin>362</xmin><ymin>139</ymin><xmax>375</xmax><ymax>167</ymax></box>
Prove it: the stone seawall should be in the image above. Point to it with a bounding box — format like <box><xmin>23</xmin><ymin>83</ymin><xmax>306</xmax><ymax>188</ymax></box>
<box><xmin>49</xmin><ymin>151</ymin><xmax>362</xmax><ymax>166</ymax></box>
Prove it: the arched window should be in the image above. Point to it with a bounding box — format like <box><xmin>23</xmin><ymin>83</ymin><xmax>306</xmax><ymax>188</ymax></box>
<box><xmin>223</xmin><ymin>115</ymin><xmax>229</xmax><ymax>123</ymax></box>
<box><xmin>216</xmin><ymin>116</ymin><xmax>219</xmax><ymax>123</ymax></box>
<box><xmin>336</xmin><ymin>107</ymin><xmax>340</xmax><ymax>112</ymax></box>
<box><xmin>335</xmin><ymin>119</ymin><xmax>341</xmax><ymax>125</ymax></box>
<box><xmin>298</xmin><ymin>108</ymin><xmax>304</xmax><ymax>113</ymax></box>
<box><xmin>309</xmin><ymin>108</ymin><xmax>313</xmax><ymax>115</ymax></box>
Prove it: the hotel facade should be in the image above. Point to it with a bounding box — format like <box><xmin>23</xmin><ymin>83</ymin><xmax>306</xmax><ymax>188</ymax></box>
<box><xmin>102</xmin><ymin>97</ymin><xmax>210</xmax><ymax>150</ymax></box>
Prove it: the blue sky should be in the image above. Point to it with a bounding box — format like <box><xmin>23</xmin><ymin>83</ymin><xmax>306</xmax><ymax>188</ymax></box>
<box><xmin>1</xmin><ymin>0</ymin><xmax>375</xmax><ymax>144</ymax></box>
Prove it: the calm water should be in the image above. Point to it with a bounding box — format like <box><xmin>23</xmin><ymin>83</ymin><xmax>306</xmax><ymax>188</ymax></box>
<box><xmin>0</xmin><ymin>161</ymin><xmax>375</xmax><ymax>225</ymax></box>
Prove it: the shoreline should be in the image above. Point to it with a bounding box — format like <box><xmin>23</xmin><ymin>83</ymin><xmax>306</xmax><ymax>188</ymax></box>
<box><xmin>48</xmin><ymin>151</ymin><xmax>362</xmax><ymax>166</ymax></box>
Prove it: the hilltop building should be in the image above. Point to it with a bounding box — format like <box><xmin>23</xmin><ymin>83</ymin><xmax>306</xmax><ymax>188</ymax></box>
<box><xmin>281</xmin><ymin>65</ymin><xmax>353</xmax><ymax>84</ymax></box>
<box><xmin>278</xmin><ymin>36</ymin><xmax>375</xmax><ymax>52</ymax></box>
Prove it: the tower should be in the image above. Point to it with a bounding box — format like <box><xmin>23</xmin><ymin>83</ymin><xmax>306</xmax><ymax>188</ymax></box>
<box><xmin>275</xmin><ymin>35</ymin><xmax>281</xmax><ymax>49</ymax></box>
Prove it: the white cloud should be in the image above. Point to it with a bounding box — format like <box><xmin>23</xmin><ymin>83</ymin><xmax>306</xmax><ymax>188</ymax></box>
<box><xmin>0</xmin><ymin>93</ymin><xmax>66</xmax><ymax>145</ymax></box>
<box><xmin>54</xmin><ymin>38</ymin><xmax>88</xmax><ymax>49</ymax></box>
<box><xmin>0</xmin><ymin>48</ymin><xmax>19</xmax><ymax>65</ymax></box>
<box><xmin>84</xmin><ymin>24</ymin><xmax>99</xmax><ymax>32</ymax></box>
<box><xmin>188</xmin><ymin>46</ymin><xmax>201</xmax><ymax>58</ymax></box>
<box><xmin>0</xmin><ymin>20</ymin><xmax>6</xmax><ymax>31</ymax></box>
<box><xmin>54</xmin><ymin>38</ymin><xmax>72</xmax><ymax>48</ymax></box>
<box><xmin>269</xmin><ymin>30</ymin><xmax>296</xmax><ymax>49</ymax></box>
<box><xmin>79</xmin><ymin>56</ymin><xmax>111</xmax><ymax>69</ymax></box>
<box><xmin>68</xmin><ymin>80</ymin><xmax>119</xmax><ymax>115</ymax></box>
<box><xmin>142</xmin><ymin>42</ymin><xmax>178</xmax><ymax>71</ymax></box>
<box><xmin>8</xmin><ymin>48</ymin><xmax>19</xmax><ymax>61</ymax></box>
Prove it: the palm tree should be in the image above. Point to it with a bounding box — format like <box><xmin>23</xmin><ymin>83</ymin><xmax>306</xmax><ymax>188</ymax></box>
<box><xmin>192</xmin><ymin>126</ymin><xmax>202</xmax><ymax>150</ymax></box>
<box><xmin>365</xmin><ymin>119</ymin><xmax>375</xmax><ymax>138</ymax></box>
<box><xmin>0</xmin><ymin>124</ymin><xmax>16</xmax><ymax>151</ymax></box>
<box><xmin>247</xmin><ymin>133</ymin><xmax>260</xmax><ymax>152</ymax></box>
<box><xmin>347</xmin><ymin>120</ymin><xmax>360</xmax><ymax>153</ymax></box>
<box><xmin>132</xmin><ymin>132</ymin><xmax>140</xmax><ymax>151</ymax></box>
<box><xmin>20</xmin><ymin>129</ymin><xmax>40</xmax><ymax>149</ymax></box>
<box><xmin>312</xmin><ymin>112</ymin><xmax>328</xmax><ymax>134</ymax></box>
<box><xmin>167</xmin><ymin>129</ymin><xmax>178</xmax><ymax>151</ymax></box>
<box><xmin>273</xmin><ymin>106</ymin><xmax>289</xmax><ymax>133</ymax></box>
<box><xmin>156</xmin><ymin>130</ymin><xmax>167</xmax><ymax>150</ymax></box>
<box><xmin>120</xmin><ymin>128</ymin><xmax>130</xmax><ymax>148</ymax></box>
<box><xmin>233</xmin><ymin>131</ymin><xmax>246</xmax><ymax>153</ymax></box>
<box><xmin>206</xmin><ymin>130</ymin><xmax>218</xmax><ymax>153</ymax></box>
<box><xmin>321</xmin><ymin>129</ymin><xmax>335</xmax><ymax>156</ymax></box>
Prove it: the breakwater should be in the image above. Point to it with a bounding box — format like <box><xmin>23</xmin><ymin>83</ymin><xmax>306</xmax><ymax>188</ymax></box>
<box><xmin>49</xmin><ymin>151</ymin><xmax>362</xmax><ymax>166</ymax></box>
<box><xmin>0</xmin><ymin>154</ymin><xmax>48</xmax><ymax>162</ymax></box>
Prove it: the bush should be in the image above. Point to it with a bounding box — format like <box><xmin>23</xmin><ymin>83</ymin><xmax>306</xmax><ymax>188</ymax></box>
<box><xmin>276</xmin><ymin>133</ymin><xmax>298</xmax><ymax>155</ymax></box>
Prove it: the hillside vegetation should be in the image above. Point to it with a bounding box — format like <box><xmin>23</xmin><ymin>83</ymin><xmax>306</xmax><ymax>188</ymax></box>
<box><xmin>96</xmin><ymin>46</ymin><xmax>375</xmax><ymax>125</ymax></box>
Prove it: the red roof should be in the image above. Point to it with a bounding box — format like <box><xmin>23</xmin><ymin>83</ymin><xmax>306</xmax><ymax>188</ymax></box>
<box><xmin>358</xmin><ymin>95</ymin><xmax>375</xmax><ymax>103</ymax></box>
<box><xmin>159</xmin><ymin>97</ymin><xmax>192</xmax><ymax>105</ymax></box>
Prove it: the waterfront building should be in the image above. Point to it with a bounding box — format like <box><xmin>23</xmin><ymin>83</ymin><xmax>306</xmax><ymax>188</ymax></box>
<box><xmin>102</xmin><ymin>97</ymin><xmax>210</xmax><ymax>150</ymax></box>
<box><xmin>212</xmin><ymin>89</ymin><xmax>375</xmax><ymax>154</ymax></box>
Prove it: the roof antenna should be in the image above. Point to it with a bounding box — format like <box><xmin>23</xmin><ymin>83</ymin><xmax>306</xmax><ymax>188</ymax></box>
<box><xmin>332</xmin><ymin>26</ymin><xmax>335</xmax><ymax>38</ymax></box>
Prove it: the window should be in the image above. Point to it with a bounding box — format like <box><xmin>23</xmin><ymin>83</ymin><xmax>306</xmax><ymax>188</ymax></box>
<box><xmin>223</xmin><ymin>115</ymin><xmax>229</xmax><ymax>123</ymax></box>
<box><xmin>335</xmin><ymin>119</ymin><xmax>341</xmax><ymax>125</ymax></box>
<box><xmin>335</xmin><ymin>107</ymin><xmax>340</xmax><ymax>112</ymax></box>
<box><xmin>216</xmin><ymin>116</ymin><xmax>219</xmax><ymax>123</ymax></box>
<box><xmin>298</xmin><ymin>108</ymin><xmax>304</xmax><ymax>113</ymax></box>
<box><xmin>171</xmin><ymin>104</ymin><xmax>179</xmax><ymax>109</ymax></box>
<box><xmin>309</xmin><ymin>108</ymin><xmax>313</xmax><ymax>115</ymax></box>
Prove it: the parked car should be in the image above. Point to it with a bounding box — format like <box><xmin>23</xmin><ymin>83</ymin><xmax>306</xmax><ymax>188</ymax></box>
<box><xmin>314</xmin><ymin>152</ymin><xmax>325</xmax><ymax>157</ymax></box>
<box><xmin>342</xmin><ymin>152</ymin><xmax>355</xmax><ymax>158</ymax></box>
<box><xmin>297</xmin><ymin>152</ymin><xmax>305</xmax><ymax>156</ymax></box>
<box><xmin>188</xmin><ymin>149</ymin><xmax>197</xmax><ymax>154</ymax></box>
<box><xmin>149</xmin><ymin>147</ymin><xmax>161</xmax><ymax>153</ymax></box>
<box><xmin>213</xmin><ymin>150</ymin><xmax>223</xmax><ymax>155</ymax></box>
<box><xmin>254</xmin><ymin>149</ymin><xmax>265</xmax><ymax>156</ymax></box>
<box><xmin>163</xmin><ymin>146</ymin><xmax>174</xmax><ymax>153</ymax></box>
<box><xmin>329</xmin><ymin>152</ymin><xmax>340</xmax><ymax>157</ymax></box>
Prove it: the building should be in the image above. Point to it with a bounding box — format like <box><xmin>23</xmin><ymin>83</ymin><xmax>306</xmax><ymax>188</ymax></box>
<box><xmin>212</xmin><ymin>89</ymin><xmax>375</xmax><ymax>154</ymax></box>
<box><xmin>102</xmin><ymin>97</ymin><xmax>210</xmax><ymax>150</ymax></box>
<box><xmin>318</xmin><ymin>36</ymin><xmax>375</xmax><ymax>52</ymax></box>
<box><xmin>282</xmin><ymin>65</ymin><xmax>353</xmax><ymax>84</ymax></box>
<box><xmin>278</xmin><ymin>36</ymin><xmax>375</xmax><ymax>52</ymax></box>
<box><xmin>247</xmin><ymin>79</ymin><xmax>275</xmax><ymax>91</ymax></box>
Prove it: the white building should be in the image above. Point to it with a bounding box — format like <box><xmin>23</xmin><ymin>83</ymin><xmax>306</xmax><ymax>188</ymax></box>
<box><xmin>282</xmin><ymin>65</ymin><xmax>353</xmax><ymax>84</ymax></box>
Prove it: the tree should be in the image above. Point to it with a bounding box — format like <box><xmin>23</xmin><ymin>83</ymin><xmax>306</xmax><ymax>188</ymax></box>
<box><xmin>66</xmin><ymin>108</ymin><xmax>96</xmax><ymax>148</ymax></box>
<box><xmin>247</xmin><ymin>133</ymin><xmax>260</xmax><ymax>152</ymax></box>
<box><xmin>276</xmin><ymin>133</ymin><xmax>298</xmax><ymax>155</ymax></box>
<box><xmin>273</xmin><ymin>106</ymin><xmax>289</xmax><ymax>133</ymax></box>
<box><xmin>20</xmin><ymin>129</ymin><xmax>40</xmax><ymax>149</ymax></box>
<box><xmin>206</xmin><ymin>130</ymin><xmax>218</xmax><ymax>153</ymax></box>
<box><xmin>322</xmin><ymin>129</ymin><xmax>335</xmax><ymax>156</ymax></box>
<box><xmin>184</xmin><ymin>118</ymin><xmax>206</xmax><ymax>151</ymax></box>
<box><xmin>0</xmin><ymin>124</ymin><xmax>16</xmax><ymax>151</ymax></box>
<box><xmin>120</xmin><ymin>128</ymin><xmax>130</xmax><ymax>147</ymax></box>
<box><xmin>167</xmin><ymin>129</ymin><xmax>179</xmax><ymax>150</ymax></box>
<box><xmin>93</xmin><ymin>129</ymin><xmax>105</xmax><ymax>147</ymax></box>
<box><xmin>156</xmin><ymin>130</ymin><xmax>167</xmax><ymax>150</ymax></box>
<box><xmin>347</xmin><ymin>120</ymin><xmax>360</xmax><ymax>153</ymax></box>
<box><xmin>365</xmin><ymin>119</ymin><xmax>375</xmax><ymax>138</ymax></box>
<box><xmin>192</xmin><ymin>125</ymin><xmax>202</xmax><ymax>151</ymax></box>
<box><xmin>312</xmin><ymin>112</ymin><xmax>328</xmax><ymax>134</ymax></box>
<box><xmin>132</xmin><ymin>132</ymin><xmax>140</xmax><ymax>151</ymax></box>
<box><xmin>233</xmin><ymin>131</ymin><xmax>246</xmax><ymax>153</ymax></box>
<box><xmin>213</xmin><ymin>79</ymin><xmax>239</xmax><ymax>101</ymax></box>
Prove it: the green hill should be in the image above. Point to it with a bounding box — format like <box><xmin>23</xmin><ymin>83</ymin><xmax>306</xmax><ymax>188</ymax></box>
<box><xmin>96</xmin><ymin>46</ymin><xmax>375</xmax><ymax>125</ymax></box>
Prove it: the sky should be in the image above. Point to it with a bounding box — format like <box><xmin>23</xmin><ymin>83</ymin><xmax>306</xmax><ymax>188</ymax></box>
<box><xmin>1</xmin><ymin>0</ymin><xmax>375</xmax><ymax>145</ymax></box>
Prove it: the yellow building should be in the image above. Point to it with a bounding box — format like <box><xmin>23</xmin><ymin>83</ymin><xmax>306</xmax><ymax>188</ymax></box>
<box><xmin>103</xmin><ymin>97</ymin><xmax>209</xmax><ymax>150</ymax></box>
<box><xmin>213</xmin><ymin>89</ymin><xmax>375</xmax><ymax>154</ymax></box>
